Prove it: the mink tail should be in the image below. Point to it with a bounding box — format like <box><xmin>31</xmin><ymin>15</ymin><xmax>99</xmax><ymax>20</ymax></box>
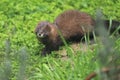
<box><xmin>104</xmin><ymin>20</ymin><xmax>120</xmax><ymax>34</ymax></box>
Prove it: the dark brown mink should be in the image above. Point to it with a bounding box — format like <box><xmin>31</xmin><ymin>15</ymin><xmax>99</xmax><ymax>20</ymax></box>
<box><xmin>35</xmin><ymin>10</ymin><xmax>120</xmax><ymax>56</ymax></box>
<box><xmin>35</xmin><ymin>10</ymin><xmax>95</xmax><ymax>55</ymax></box>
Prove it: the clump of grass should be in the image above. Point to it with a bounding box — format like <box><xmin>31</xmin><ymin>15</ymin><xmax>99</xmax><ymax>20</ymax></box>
<box><xmin>85</xmin><ymin>10</ymin><xmax>120</xmax><ymax>80</ymax></box>
<box><xmin>17</xmin><ymin>47</ymin><xmax>28</xmax><ymax>80</ymax></box>
<box><xmin>0</xmin><ymin>39</ymin><xmax>11</xmax><ymax>80</ymax></box>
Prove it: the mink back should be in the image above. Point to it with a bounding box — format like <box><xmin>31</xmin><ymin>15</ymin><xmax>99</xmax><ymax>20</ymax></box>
<box><xmin>54</xmin><ymin>10</ymin><xmax>95</xmax><ymax>39</ymax></box>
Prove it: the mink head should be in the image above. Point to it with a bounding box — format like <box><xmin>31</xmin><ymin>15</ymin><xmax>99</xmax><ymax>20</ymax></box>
<box><xmin>35</xmin><ymin>21</ymin><xmax>52</xmax><ymax>39</ymax></box>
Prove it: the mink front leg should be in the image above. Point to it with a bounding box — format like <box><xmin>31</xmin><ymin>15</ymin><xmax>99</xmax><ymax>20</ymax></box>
<box><xmin>41</xmin><ymin>44</ymin><xmax>56</xmax><ymax>56</ymax></box>
<box><xmin>41</xmin><ymin>39</ymin><xmax>63</xmax><ymax>56</ymax></box>
<box><xmin>41</xmin><ymin>47</ymin><xmax>51</xmax><ymax>56</ymax></box>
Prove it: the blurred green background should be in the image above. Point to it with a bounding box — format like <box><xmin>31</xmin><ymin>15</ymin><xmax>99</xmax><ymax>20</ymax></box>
<box><xmin>0</xmin><ymin>0</ymin><xmax>120</xmax><ymax>80</ymax></box>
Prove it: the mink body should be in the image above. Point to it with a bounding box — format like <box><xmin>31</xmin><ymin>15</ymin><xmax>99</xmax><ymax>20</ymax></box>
<box><xmin>35</xmin><ymin>10</ymin><xmax>120</xmax><ymax>55</ymax></box>
<box><xmin>54</xmin><ymin>10</ymin><xmax>95</xmax><ymax>39</ymax></box>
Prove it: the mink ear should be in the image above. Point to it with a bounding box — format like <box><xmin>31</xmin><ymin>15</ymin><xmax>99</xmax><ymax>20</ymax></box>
<box><xmin>46</xmin><ymin>23</ymin><xmax>51</xmax><ymax>32</ymax></box>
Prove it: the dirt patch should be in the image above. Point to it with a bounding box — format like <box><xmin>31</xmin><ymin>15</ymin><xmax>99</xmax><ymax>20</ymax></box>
<box><xmin>56</xmin><ymin>42</ymin><xmax>96</xmax><ymax>61</ymax></box>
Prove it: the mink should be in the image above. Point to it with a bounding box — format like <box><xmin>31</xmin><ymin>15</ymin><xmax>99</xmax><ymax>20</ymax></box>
<box><xmin>35</xmin><ymin>10</ymin><xmax>95</xmax><ymax>55</ymax></box>
<box><xmin>35</xmin><ymin>10</ymin><xmax>120</xmax><ymax>56</ymax></box>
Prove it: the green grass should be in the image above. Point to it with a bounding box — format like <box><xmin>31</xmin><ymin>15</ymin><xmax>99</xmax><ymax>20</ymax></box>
<box><xmin>0</xmin><ymin>0</ymin><xmax>120</xmax><ymax>80</ymax></box>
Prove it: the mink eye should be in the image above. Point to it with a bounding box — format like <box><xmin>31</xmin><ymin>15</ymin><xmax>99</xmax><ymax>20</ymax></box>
<box><xmin>37</xmin><ymin>31</ymin><xmax>44</xmax><ymax>38</ymax></box>
<box><xmin>37</xmin><ymin>32</ymin><xmax>43</xmax><ymax>37</ymax></box>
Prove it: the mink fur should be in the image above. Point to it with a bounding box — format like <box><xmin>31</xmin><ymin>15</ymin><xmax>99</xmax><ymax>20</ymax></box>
<box><xmin>35</xmin><ymin>10</ymin><xmax>120</xmax><ymax>56</ymax></box>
